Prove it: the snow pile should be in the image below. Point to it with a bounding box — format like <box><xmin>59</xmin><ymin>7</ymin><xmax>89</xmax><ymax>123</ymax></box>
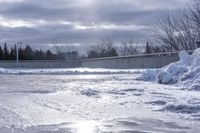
<box><xmin>139</xmin><ymin>69</ymin><xmax>159</xmax><ymax>81</ymax></box>
<box><xmin>140</xmin><ymin>48</ymin><xmax>200</xmax><ymax>89</ymax></box>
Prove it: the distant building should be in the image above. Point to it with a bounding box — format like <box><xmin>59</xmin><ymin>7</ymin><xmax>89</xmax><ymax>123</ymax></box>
<box><xmin>58</xmin><ymin>51</ymin><xmax>78</xmax><ymax>60</ymax></box>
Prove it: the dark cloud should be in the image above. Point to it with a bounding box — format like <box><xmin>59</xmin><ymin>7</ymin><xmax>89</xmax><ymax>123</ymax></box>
<box><xmin>0</xmin><ymin>0</ymin><xmax>191</xmax><ymax>52</ymax></box>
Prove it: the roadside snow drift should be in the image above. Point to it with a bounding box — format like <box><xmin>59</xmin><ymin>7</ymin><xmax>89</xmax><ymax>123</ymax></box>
<box><xmin>0</xmin><ymin>68</ymin><xmax>142</xmax><ymax>75</ymax></box>
<box><xmin>140</xmin><ymin>48</ymin><xmax>200</xmax><ymax>90</ymax></box>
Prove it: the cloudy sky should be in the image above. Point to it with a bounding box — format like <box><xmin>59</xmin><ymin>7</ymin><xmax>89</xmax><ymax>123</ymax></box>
<box><xmin>0</xmin><ymin>0</ymin><xmax>191</xmax><ymax>51</ymax></box>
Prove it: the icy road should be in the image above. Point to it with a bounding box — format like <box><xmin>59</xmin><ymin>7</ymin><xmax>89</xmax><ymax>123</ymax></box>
<box><xmin>0</xmin><ymin>68</ymin><xmax>199</xmax><ymax>133</ymax></box>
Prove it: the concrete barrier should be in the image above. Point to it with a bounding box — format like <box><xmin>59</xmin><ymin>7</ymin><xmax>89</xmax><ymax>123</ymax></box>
<box><xmin>81</xmin><ymin>52</ymin><xmax>180</xmax><ymax>69</ymax></box>
<box><xmin>0</xmin><ymin>52</ymin><xmax>186</xmax><ymax>69</ymax></box>
<box><xmin>0</xmin><ymin>60</ymin><xmax>81</xmax><ymax>68</ymax></box>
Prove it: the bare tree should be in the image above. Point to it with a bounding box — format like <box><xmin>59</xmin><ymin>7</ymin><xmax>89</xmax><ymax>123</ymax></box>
<box><xmin>87</xmin><ymin>39</ymin><xmax>118</xmax><ymax>58</ymax></box>
<box><xmin>119</xmin><ymin>39</ymin><xmax>140</xmax><ymax>56</ymax></box>
<box><xmin>189</xmin><ymin>0</ymin><xmax>200</xmax><ymax>47</ymax></box>
<box><xmin>152</xmin><ymin>7</ymin><xmax>197</xmax><ymax>52</ymax></box>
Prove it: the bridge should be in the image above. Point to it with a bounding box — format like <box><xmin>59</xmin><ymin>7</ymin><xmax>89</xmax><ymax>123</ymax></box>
<box><xmin>0</xmin><ymin>51</ymin><xmax>191</xmax><ymax>69</ymax></box>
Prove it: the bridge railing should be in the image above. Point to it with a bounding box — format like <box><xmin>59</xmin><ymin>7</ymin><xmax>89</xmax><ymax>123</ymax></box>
<box><xmin>82</xmin><ymin>50</ymin><xmax>194</xmax><ymax>61</ymax></box>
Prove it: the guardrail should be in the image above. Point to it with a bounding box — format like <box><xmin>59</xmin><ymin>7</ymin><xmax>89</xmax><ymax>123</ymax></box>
<box><xmin>82</xmin><ymin>50</ymin><xmax>194</xmax><ymax>61</ymax></box>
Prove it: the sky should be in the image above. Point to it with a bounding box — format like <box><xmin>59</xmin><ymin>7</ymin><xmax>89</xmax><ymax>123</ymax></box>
<box><xmin>0</xmin><ymin>0</ymin><xmax>191</xmax><ymax>52</ymax></box>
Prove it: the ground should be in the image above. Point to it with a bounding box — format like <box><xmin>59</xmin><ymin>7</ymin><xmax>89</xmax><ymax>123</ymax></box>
<box><xmin>0</xmin><ymin>68</ymin><xmax>199</xmax><ymax>133</ymax></box>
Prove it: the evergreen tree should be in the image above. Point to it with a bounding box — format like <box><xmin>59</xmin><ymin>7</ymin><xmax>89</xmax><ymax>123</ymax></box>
<box><xmin>46</xmin><ymin>50</ymin><xmax>53</xmax><ymax>60</ymax></box>
<box><xmin>10</xmin><ymin>46</ymin><xmax>16</xmax><ymax>60</ymax></box>
<box><xmin>0</xmin><ymin>43</ymin><xmax>60</xmax><ymax>60</ymax></box>
<box><xmin>24</xmin><ymin>45</ymin><xmax>33</xmax><ymax>60</ymax></box>
<box><xmin>39</xmin><ymin>50</ymin><xmax>45</xmax><ymax>60</ymax></box>
<box><xmin>33</xmin><ymin>49</ymin><xmax>45</xmax><ymax>60</ymax></box>
<box><xmin>0</xmin><ymin>46</ymin><xmax>3</xmax><ymax>60</ymax></box>
<box><xmin>145</xmin><ymin>42</ymin><xmax>151</xmax><ymax>54</ymax></box>
<box><xmin>18</xmin><ymin>46</ymin><xmax>24</xmax><ymax>60</ymax></box>
<box><xmin>3</xmin><ymin>43</ymin><xmax>9</xmax><ymax>60</ymax></box>
<box><xmin>88</xmin><ymin>50</ymin><xmax>98</xmax><ymax>58</ymax></box>
<box><xmin>109</xmin><ymin>48</ymin><xmax>118</xmax><ymax>57</ymax></box>
<box><xmin>33</xmin><ymin>50</ymin><xmax>39</xmax><ymax>60</ymax></box>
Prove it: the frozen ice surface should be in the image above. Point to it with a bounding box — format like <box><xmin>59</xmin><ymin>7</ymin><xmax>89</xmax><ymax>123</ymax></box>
<box><xmin>0</xmin><ymin>69</ymin><xmax>199</xmax><ymax>133</ymax></box>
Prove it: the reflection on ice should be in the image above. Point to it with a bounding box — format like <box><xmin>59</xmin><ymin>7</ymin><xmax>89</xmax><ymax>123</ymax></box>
<box><xmin>0</xmin><ymin>73</ymin><xmax>199</xmax><ymax>132</ymax></box>
<box><xmin>72</xmin><ymin>120</ymin><xmax>100</xmax><ymax>133</ymax></box>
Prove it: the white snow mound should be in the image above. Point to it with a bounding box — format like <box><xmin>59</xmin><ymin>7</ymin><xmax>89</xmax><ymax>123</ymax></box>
<box><xmin>140</xmin><ymin>48</ymin><xmax>200</xmax><ymax>90</ymax></box>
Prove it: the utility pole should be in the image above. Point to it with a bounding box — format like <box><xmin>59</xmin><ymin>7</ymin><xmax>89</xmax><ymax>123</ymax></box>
<box><xmin>16</xmin><ymin>42</ymin><xmax>22</xmax><ymax>63</ymax></box>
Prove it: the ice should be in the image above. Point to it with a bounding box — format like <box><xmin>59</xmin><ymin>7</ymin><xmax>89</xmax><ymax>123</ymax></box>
<box><xmin>0</xmin><ymin>65</ymin><xmax>199</xmax><ymax>132</ymax></box>
<box><xmin>140</xmin><ymin>48</ymin><xmax>200</xmax><ymax>89</ymax></box>
<box><xmin>0</xmin><ymin>73</ymin><xmax>199</xmax><ymax>132</ymax></box>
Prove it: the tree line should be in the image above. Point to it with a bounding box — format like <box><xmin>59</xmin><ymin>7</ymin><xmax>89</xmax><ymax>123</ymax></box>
<box><xmin>87</xmin><ymin>39</ymin><xmax>166</xmax><ymax>59</ymax></box>
<box><xmin>0</xmin><ymin>41</ymin><xmax>162</xmax><ymax>60</ymax></box>
<box><xmin>0</xmin><ymin>43</ymin><xmax>61</xmax><ymax>60</ymax></box>
<box><xmin>87</xmin><ymin>0</ymin><xmax>200</xmax><ymax>58</ymax></box>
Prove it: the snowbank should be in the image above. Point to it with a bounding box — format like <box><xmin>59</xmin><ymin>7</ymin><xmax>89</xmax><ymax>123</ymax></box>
<box><xmin>0</xmin><ymin>68</ymin><xmax>142</xmax><ymax>75</ymax></box>
<box><xmin>140</xmin><ymin>48</ymin><xmax>200</xmax><ymax>90</ymax></box>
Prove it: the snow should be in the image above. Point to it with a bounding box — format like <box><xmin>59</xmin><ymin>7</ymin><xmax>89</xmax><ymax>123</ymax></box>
<box><xmin>0</xmin><ymin>68</ymin><xmax>142</xmax><ymax>75</ymax></box>
<box><xmin>0</xmin><ymin>71</ymin><xmax>200</xmax><ymax>132</ymax></box>
<box><xmin>140</xmin><ymin>48</ymin><xmax>200</xmax><ymax>90</ymax></box>
<box><xmin>138</xmin><ymin>69</ymin><xmax>158</xmax><ymax>81</ymax></box>
<box><xmin>162</xmin><ymin>104</ymin><xmax>200</xmax><ymax>114</ymax></box>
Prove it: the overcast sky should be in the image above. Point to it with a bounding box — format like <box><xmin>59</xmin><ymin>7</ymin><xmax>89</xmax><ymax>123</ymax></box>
<box><xmin>0</xmin><ymin>0</ymin><xmax>191</xmax><ymax>51</ymax></box>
